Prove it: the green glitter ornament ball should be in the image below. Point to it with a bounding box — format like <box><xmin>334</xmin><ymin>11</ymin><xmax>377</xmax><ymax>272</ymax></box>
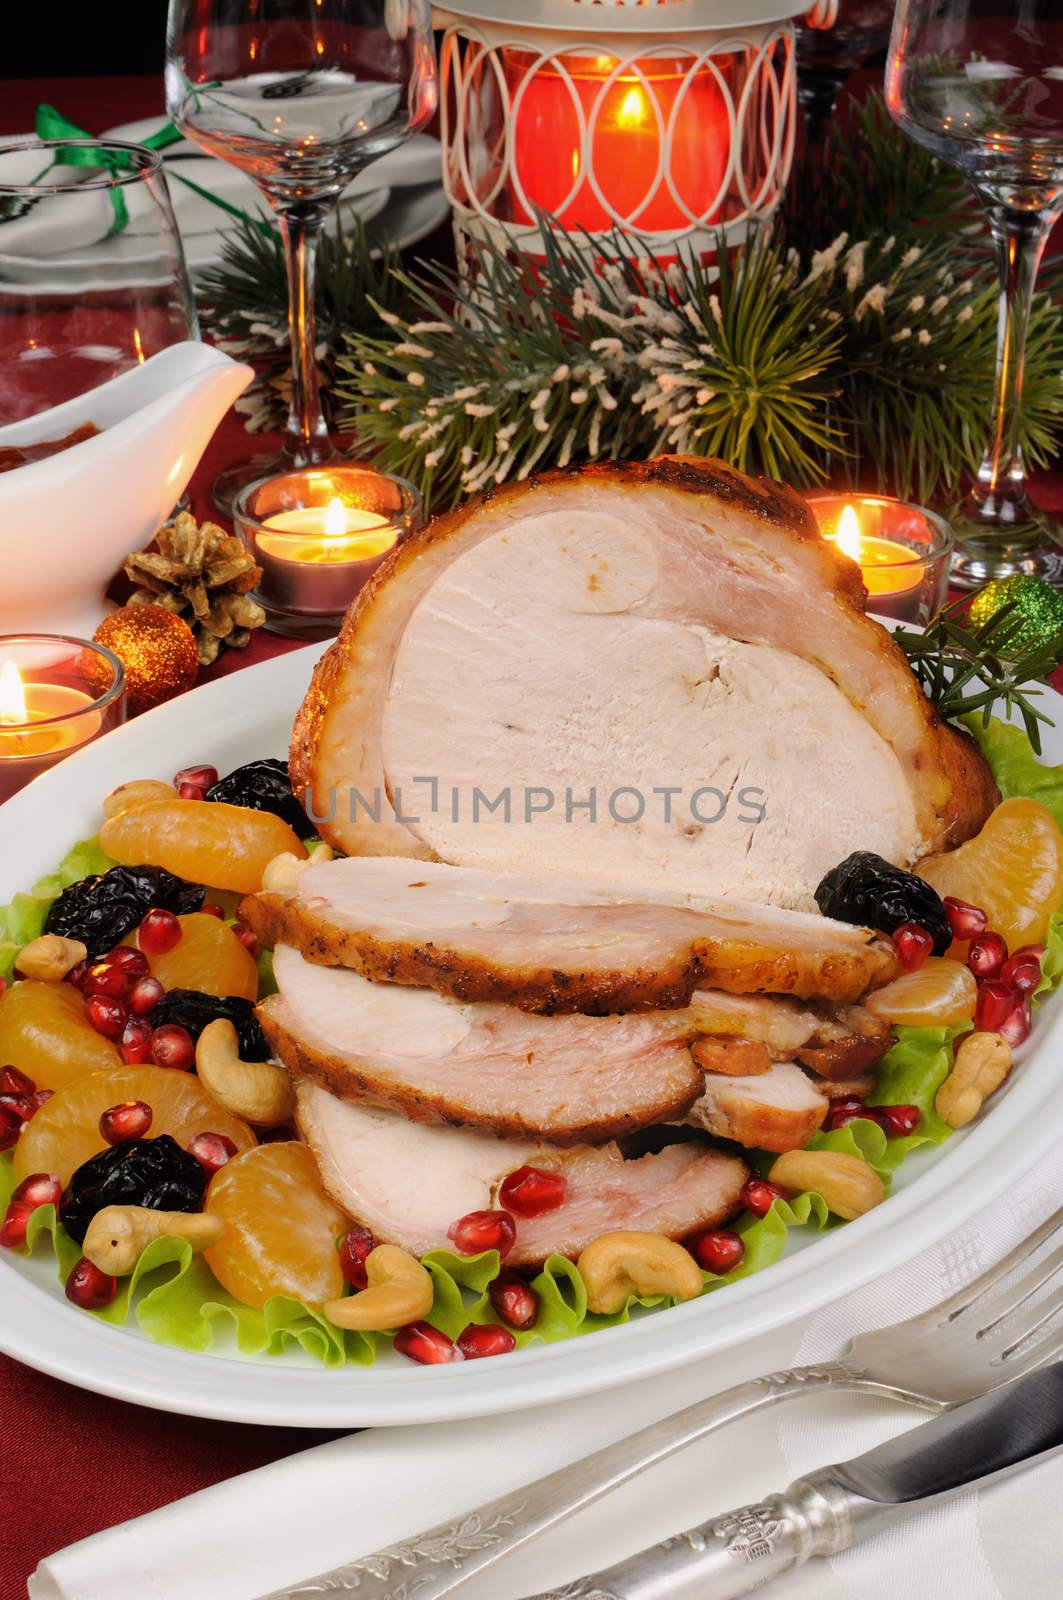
<box><xmin>967</xmin><ymin>575</ymin><xmax>1063</xmax><ymax>660</ymax></box>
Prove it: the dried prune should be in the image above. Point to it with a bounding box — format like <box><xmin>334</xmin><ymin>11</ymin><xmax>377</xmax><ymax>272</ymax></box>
<box><xmin>206</xmin><ymin>759</ymin><xmax>314</xmax><ymax>839</ymax></box>
<box><xmin>147</xmin><ymin>989</ymin><xmax>268</xmax><ymax>1061</ymax></box>
<box><xmin>815</xmin><ymin>852</ymin><xmax>951</xmax><ymax>954</ymax></box>
<box><xmin>60</xmin><ymin>1135</ymin><xmax>207</xmax><ymax>1244</ymax></box>
<box><xmin>45</xmin><ymin>866</ymin><xmax>205</xmax><ymax>957</ymax></box>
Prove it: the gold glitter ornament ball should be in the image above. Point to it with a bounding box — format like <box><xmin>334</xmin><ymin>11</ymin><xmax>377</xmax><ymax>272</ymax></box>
<box><xmin>967</xmin><ymin>576</ymin><xmax>1063</xmax><ymax>662</ymax></box>
<box><xmin>93</xmin><ymin>604</ymin><xmax>200</xmax><ymax>716</ymax></box>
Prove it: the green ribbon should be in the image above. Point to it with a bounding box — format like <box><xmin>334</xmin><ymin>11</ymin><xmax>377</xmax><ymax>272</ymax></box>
<box><xmin>33</xmin><ymin>103</ymin><xmax>269</xmax><ymax>238</ymax></box>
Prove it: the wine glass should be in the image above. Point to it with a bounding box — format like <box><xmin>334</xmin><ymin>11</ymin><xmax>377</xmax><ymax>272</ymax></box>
<box><xmin>165</xmin><ymin>0</ymin><xmax>437</xmax><ymax>513</ymax></box>
<box><xmin>886</xmin><ymin>1</ymin><xmax>1063</xmax><ymax>584</ymax></box>
<box><xmin>0</xmin><ymin>139</ymin><xmax>197</xmax><ymax>424</ymax></box>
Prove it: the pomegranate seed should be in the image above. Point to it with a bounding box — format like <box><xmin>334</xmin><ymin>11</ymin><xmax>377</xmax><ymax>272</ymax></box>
<box><xmin>458</xmin><ymin>1323</ymin><xmax>516</xmax><ymax>1359</ymax></box>
<box><xmin>497</xmin><ymin>1165</ymin><xmax>567</xmax><ymax>1217</ymax></box>
<box><xmin>152</xmin><ymin>1023</ymin><xmax>195</xmax><ymax>1070</ymax></box>
<box><xmin>128</xmin><ymin>976</ymin><xmax>166</xmax><ymax>1017</ymax></box>
<box><xmin>447</xmin><ymin>1209</ymin><xmax>517</xmax><ymax>1259</ymax></box>
<box><xmin>877</xmin><ymin>1104</ymin><xmax>922</xmax><ymax>1138</ymax></box>
<box><xmin>83</xmin><ymin>960</ymin><xmax>132</xmax><ymax>1001</ymax></box>
<box><xmin>824</xmin><ymin>1097</ymin><xmax>883</xmax><ymax>1133</ymax></box>
<box><xmin>174</xmin><ymin>763</ymin><xmax>218</xmax><ymax>792</ymax></box>
<box><xmin>201</xmin><ymin>904</ymin><xmax>225</xmax><ymax>919</ymax></box>
<box><xmin>999</xmin><ymin>996</ymin><xmax>1032</xmax><ymax>1048</ymax></box>
<box><xmin>66</xmin><ymin>959</ymin><xmax>91</xmax><ymax>990</ymax></box>
<box><xmin>139</xmin><ymin>908</ymin><xmax>182</xmax><ymax>956</ymax></box>
<box><xmin>1000</xmin><ymin>954</ymin><xmax>1042</xmax><ymax>994</ymax></box>
<box><xmin>488</xmin><ymin>1272</ymin><xmax>540</xmax><ymax>1330</ymax></box>
<box><xmin>234</xmin><ymin>923</ymin><xmax>259</xmax><ymax>957</ymax></box>
<box><xmin>187</xmin><ymin>1130</ymin><xmax>238</xmax><ymax>1174</ymax></box>
<box><xmin>84</xmin><ymin>994</ymin><xmax>127</xmax><ymax>1039</ymax></box>
<box><xmin>1</xmin><ymin>1066</ymin><xmax>35</xmax><ymax>1097</ymax></box>
<box><xmin>740</xmin><ymin>1178</ymin><xmax>789</xmax><ymax>1217</ymax></box>
<box><xmin>337</xmin><ymin>1225</ymin><xmax>376</xmax><ymax>1289</ymax></box>
<box><xmin>943</xmin><ymin>896</ymin><xmax>988</xmax><ymax>942</ymax></box>
<box><xmin>11</xmin><ymin>1172</ymin><xmax>61</xmax><ymax>1209</ymax></box>
<box><xmin>0</xmin><ymin>1090</ymin><xmax>35</xmax><ymax>1124</ymax></box>
<box><xmin>104</xmin><ymin>946</ymin><xmax>150</xmax><ymax>978</ymax></box>
<box><xmin>99</xmin><ymin>1099</ymin><xmax>153</xmax><ymax>1144</ymax></box>
<box><xmin>892</xmin><ymin>922</ymin><xmax>934</xmax><ymax>973</ymax></box>
<box><xmin>691</xmin><ymin>1230</ymin><xmax>745</xmax><ymax>1274</ymax></box>
<box><xmin>119</xmin><ymin>1016</ymin><xmax>155</xmax><ymax>1065</ymax></box>
<box><xmin>1012</xmin><ymin>943</ymin><xmax>1046</xmax><ymax>964</ymax></box>
<box><xmin>975</xmin><ymin>980</ymin><xmax>1019</xmax><ymax>1034</ymax></box>
<box><xmin>65</xmin><ymin>1258</ymin><xmax>118</xmax><ymax>1311</ymax></box>
<box><xmin>393</xmin><ymin>1320</ymin><xmax>462</xmax><ymax>1365</ymax></box>
<box><xmin>0</xmin><ymin>1111</ymin><xmax>20</xmax><ymax>1152</ymax></box>
<box><xmin>0</xmin><ymin>1201</ymin><xmax>33</xmax><ymax>1249</ymax></box>
<box><xmin>178</xmin><ymin>781</ymin><xmax>209</xmax><ymax>800</ymax></box>
<box><xmin>967</xmin><ymin>932</ymin><xmax>1007</xmax><ymax>980</ymax></box>
<box><xmin>31</xmin><ymin>1089</ymin><xmax>53</xmax><ymax>1114</ymax></box>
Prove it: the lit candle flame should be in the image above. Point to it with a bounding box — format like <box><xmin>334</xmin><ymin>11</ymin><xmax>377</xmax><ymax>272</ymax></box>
<box><xmin>323</xmin><ymin>497</ymin><xmax>348</xmax><ymax>539</ymax></box>
<box><xmin>0</xmin><ymin>662</ymin><xmax>27</xmax><ymax>726</ymax></box>
<box><xmin>617</xmin><ymin>86</ymin><xmax>648</xmax><ymax>129</ymax></box>
<box><xmin>835</xmin><ymin>503</ymin><xmax>863</xmax><ymax>564</ymax></box>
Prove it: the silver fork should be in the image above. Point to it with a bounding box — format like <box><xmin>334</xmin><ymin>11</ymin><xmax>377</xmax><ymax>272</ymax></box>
<box><xmin>263</xmin><ymin>1206</ymin><xmax>1063</xmax><ymax>1600</ymax></box>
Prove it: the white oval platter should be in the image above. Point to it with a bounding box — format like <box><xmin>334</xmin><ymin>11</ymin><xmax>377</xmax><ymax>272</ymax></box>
<box><xmin>0</xmin><ymin>642</ymin><xmax>1059</xmax><ymax>1428</ymax></box>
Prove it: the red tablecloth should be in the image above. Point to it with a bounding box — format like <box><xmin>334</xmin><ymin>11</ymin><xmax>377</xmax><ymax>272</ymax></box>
<box><xmin>2</xmin><ymin>70</ymin><xmax>1063</xmax><ymax>1600</ymax></box>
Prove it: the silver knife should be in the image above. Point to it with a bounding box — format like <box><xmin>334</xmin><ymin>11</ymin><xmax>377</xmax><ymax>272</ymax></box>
<box><xmin>524</xmin><ymin>1358</ymin><xmax>1063</xmax><ymax>1599</ymax></box>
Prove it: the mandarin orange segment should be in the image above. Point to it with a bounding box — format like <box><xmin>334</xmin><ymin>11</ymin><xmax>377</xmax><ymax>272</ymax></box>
<box><xmin>128</xmin><ymin>913</ymin><xmax>259</xmax><ymax>1001</ymax></box>
<box><xmin>99</xmin><ymin>799</ymin><xmax>307</xmax><ymax>895</ymax></box>
<box><xmin>918</xmin><ymin>798</ymin><xmax>1063</xmax><ymax>953</ymax></box>
<box><xmin>13</xmin><ymin>1066</ymin><xmax>256</xmax><ymax>1185</ymax></box>
<box><xmin>204</xmin><ymin>1142</ymin><xmax>348</xmax><ymax>1310</ymax></box>
<box><xmin>0</xmin><ymin>981</ymin><xmax>121</xmax><ymax>1092</ymax></box>
<box><xmin>866</xmin><ymin>957</ymin><xmax>977</xmax><ymax>1028</ymax></box>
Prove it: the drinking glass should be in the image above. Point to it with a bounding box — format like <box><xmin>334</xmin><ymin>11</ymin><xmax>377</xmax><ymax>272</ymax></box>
<box><xmin>165</xmin><ymin>0</ymin><xmax>438</xmax><ymax>513</ymax></box>
<box><xmin>886</xmin><ymin>1</ymin><xmax>1063</xmax><ymax>584</ymax></box>
<box><xmin>0</xmin><ymin>139</ymin><xmax>197</xmax><ymax>424</ymax></box>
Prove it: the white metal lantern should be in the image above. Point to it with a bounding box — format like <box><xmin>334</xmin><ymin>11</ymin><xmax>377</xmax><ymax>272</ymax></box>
<box><xmin>431</xmin><ymin>0</ymin><xmax>837</xmax><ymax>265</ymax></box>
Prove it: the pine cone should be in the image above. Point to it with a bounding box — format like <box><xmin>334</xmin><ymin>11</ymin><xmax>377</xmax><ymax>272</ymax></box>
<box><xmin>125</xmin><ymin>511</ymin><xmax>266</xmax><ymax>666</ymax></box>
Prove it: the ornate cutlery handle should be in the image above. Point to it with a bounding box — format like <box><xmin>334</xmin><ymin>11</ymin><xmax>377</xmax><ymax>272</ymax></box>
<box><xmin>526</xmin><ymin>1468</ymin><xmax>891</xmax><ymax>1600</ymax></box>
<box><xmin>261</xmin><ymin>1363</ymin><xmax>882</xmax><ymax>1600</ymax></box>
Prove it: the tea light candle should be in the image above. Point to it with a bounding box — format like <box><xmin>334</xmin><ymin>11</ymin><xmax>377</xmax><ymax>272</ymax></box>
<box><xmin>0</xmin><ymin>637</ymin><xmax>126</xmax><ymax>806</ymax></box>
<box><xmin>235</xmin><ymin>467</ymin><xmax>422</xmax><ymax>640</ymax></box>
<box><xmin>805</xmin><ymin>494</ymin><xmax>953</xmax><ymax>624</ymax></box>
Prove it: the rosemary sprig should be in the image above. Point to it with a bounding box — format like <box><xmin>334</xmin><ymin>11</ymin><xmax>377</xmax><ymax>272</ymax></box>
<box><xmin>895</xmin><ymin>599</ymin><xmax>1063</xmax><ymax>753</ymax></box>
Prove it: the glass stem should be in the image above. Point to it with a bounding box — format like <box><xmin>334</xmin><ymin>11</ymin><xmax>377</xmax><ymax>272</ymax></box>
<box><xmin>277</xmin><ymin>199</ymin><xmax>335</xmax><ymax>467</ymax></box>
<box><xmin>966</xmin><ymin>195</ymin><xmax>1057</xmax><ymax>530</ymax></box>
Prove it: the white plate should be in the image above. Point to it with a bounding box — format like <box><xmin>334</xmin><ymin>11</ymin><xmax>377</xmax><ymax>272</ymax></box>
<box><xmin>1</xmin><ymin>644</ymin><xmax>1060</xmax><ymax>1429</ymax></box>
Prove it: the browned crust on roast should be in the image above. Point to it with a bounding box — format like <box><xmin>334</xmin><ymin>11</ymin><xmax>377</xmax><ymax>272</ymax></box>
<box><xmin>695</xmin><ymin>1084</ymin><xmax>827</xmax><ymax>1154</ymax></box>
<box><xmin>259</xmin><ymin>996</ymin><xmax>703</xmax><ymax>1147</ymax></box>
<box><xmin>691</xmin><ymin>1037</ymin><xmax>772</xmax><ymax>1076</ymax></box>
<box><xmin>795</xmin><ymin>1006</ymin><xmax>894</xmax><ymax>1079</ymax></box>
<box><xmin>803</xmin><ymin>1070</ymin><xmax>877</xmax><ymax>1100</ymax></box>
<box><xmin>242</xmin><ymin>891</ymin><xmax>898</xmax><ymax>1009</ymax></box>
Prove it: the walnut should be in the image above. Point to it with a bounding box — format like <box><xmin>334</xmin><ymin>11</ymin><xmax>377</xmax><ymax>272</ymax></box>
<box><xmin>125</xmin><ymin>510</ymin><xmax>266</xmax><ymax>665</ymax></box>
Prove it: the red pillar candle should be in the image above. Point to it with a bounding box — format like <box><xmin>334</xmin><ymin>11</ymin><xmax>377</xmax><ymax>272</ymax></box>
<box><xmin>504</xmin><ymin>48</ymin><xmax>732</xmax><ymax>234</ymax></box>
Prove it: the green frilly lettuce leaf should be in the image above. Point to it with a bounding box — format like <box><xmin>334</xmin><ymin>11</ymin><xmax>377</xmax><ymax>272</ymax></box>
<box><xmin>2</xmin><ymin>711</ymin><xmax>1062</xmax><ymax>1366</ymax></box>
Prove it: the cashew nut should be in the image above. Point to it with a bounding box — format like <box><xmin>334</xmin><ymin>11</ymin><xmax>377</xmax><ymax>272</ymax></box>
<box><xmin>103</xmin><ymin>778</ymin><xmax>176</xmax><ymax>819</ymax></box>
<box><xmin>935</xmin><ymin>1031</ymin><xmax>1012</xmax><ymax>1129</ymax></box>
<box><xmin>768</xmin><ymin>1149</ymin><xmax>884</xmax><ymax>1221</ymax></box>
<box><xmin>323</xmin><ymin>1243</ymin><xmax>434</xmax><ymax>1331</ymax></box>
<box><xmin>577</xmin><ymin>1230</ymin><xmax>703</xmax><ymax>1315</ymax></box>
<box><xmin>195</xmin><ymin>1018</ymin><xmax>295</xmax><ymax>1126</ymax></box>
<box><xmin>16</xmin><ymin>934</ymin><xmax>87</xmax><ymax>981</ymax></box>
<box><xmin>83</xmin><ymin>1205</ymin><xmax>223</xmax><ymax>1275</ymax></box>
<box><xmin>260</xmin><ymin>841</ymin><xmax>334</xmax><ymax>892</ymax></box>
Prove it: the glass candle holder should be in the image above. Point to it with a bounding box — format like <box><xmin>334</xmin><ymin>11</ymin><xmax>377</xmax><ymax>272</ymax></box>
<box><xmin>0</xmin><ymin>635</ymin><xmax>126</xmax><ymax>806</ymax></box>
<box><xmin>804</xmin><ymin>493</ymin><xmax>954</xmax><ymax>624</ymax></box>
<box><xmin>234</xmin><ymin>465</ymin><xmax>423</xmax><ymax>640</ymax></box>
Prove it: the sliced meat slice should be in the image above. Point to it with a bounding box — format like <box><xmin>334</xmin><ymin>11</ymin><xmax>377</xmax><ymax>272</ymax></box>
<box><xmin>262</xmin><ymin>945</ymin><xmax>703</xmax><ymax>1144</ymax></box>
<box><xmin>241</xmin><ymin>857</ymin><xmax>896</xmax><ymax>1009</ymax></box>
<box><xmin>804</xmin><ymin>1069</ymin><xmax>877</xmax><ymax>1100</ymax></box>
<box><xmin>292</xmin><ymin>456</ymin><xmax>995</xmax><ymax>908</ymax></box>
<box><xmin>687</xmin><ymin>1062</ymin><xmax>827</xmax><ymax>1153</ymax></box>
<box><xmin>796</xmin><ymin>1004</ymin><xmax>894</xmax><ymax>1080</ymax></box>
<box><xmin>690</xmin><ymin>1037</ymin><xmax>771</xmax><ymax>1076</ymax></box>
<box><xmin>295</xmin><ymin>1079</ymin><xmax>749</xmax><ymax>1265</ymax></box>
<box><xmin>687</xmin><ymin>990</ymin><xmax>825</xmax><ymax>1057</ymax></box>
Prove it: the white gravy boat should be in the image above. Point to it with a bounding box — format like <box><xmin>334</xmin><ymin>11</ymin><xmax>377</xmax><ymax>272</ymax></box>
<box><xmin>0</xmin><ymin>342</ymin><xmax>253</xmax><ymax>636</ymax></box>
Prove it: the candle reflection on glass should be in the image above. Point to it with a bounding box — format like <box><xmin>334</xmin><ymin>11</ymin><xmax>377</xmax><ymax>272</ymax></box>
<box><xmin>806</xmin><ymin>493</ymin><xmax>953</xmax><ymax>624</ymax></box>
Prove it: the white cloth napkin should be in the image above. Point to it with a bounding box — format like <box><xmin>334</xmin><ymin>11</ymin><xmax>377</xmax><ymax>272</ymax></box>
<box><xmin>29</xmin><ymin>1145</ymin><xmax>1063</xmax><ymax>1600</ymax></box>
